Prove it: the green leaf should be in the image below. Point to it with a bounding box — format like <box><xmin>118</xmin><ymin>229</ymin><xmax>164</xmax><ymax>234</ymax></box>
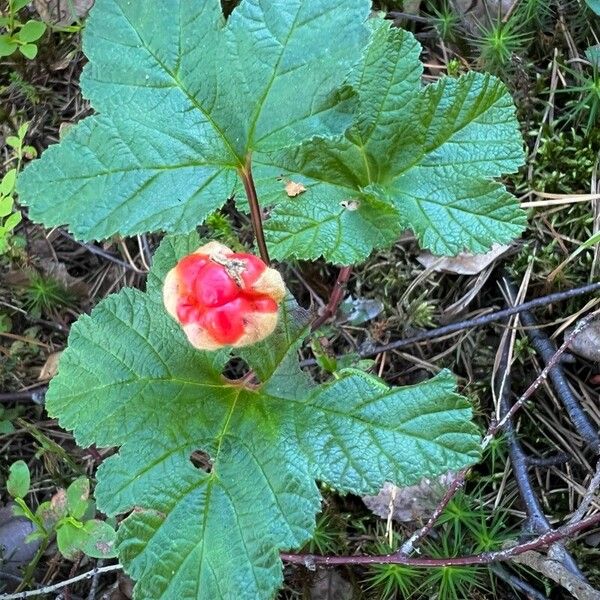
<box><xmin>0</xmin><ymin>419</ymin><xmax>15</xmax><ymax>434</ymax></box>
<box><xmin>3</xmin><ymin>210</ymin><xmax>22</xmax><ymax>232</ymax></box>
<box><xmin>57</xmin><ymin>519</ymin><xmax>118</xmax><ymax>559</ymax></box>
<box><xmin>1</xmin><ymin>168</ymin><xmax>17</xmax><ymax>195</ymax></box>
<box><xmin>0</xmin><ymin>196</ymin><xmax>14</xmax><ymax>218</ymax></box>
<box><xmin>7</xmin><ymin>460</ymin><xmax>30</xmax><ymax>499</ymax></box>
<box><xmin>263</xmin><ymin>21</ymin><xmax>526</xmax><ymax>259</ymax></box>
<box><xmin>18</xmin><ymin>0</ymin><xmax>370</xmax><ymax>240</ymax></box>
<box><xmin>10</xmin><ymin>0</ymin><xmax>31</xmax><ymax>11</ymax></box>
<box><xmin>265</xmin><ymin>186</ymin><xmax>404</xmax><ymax>264</ymax></box>
<box><xmin>0</xmin><ymin>35</ymin><xmax>18</xmax><ymax>57</ymax></box>
<box><xmin>45</xmin><ymin>232</ymin><xmax>481</xmax><ymax>599</ymax></box>
<box><xmin>586</xmin><ymin>0</ymin><xmax>600</xmax><ymax>14</ymax></box>
<box><xmin>67</xmin><ymin>477</ymin><xmax>91</xmax><ymax>520</ymax></box>
<box><xmin>19</xmin><ymin>43</ymin><xmax>38</xmax><ymax>59</ymax></box>
<box><xmin>17</xmin><ymin>20</ymin><xmax>47</xmax><ymax>43</ymax></box>
<box><xmin>80</xmin><ymin>520</ymin><xmax>118</xmax><ymax>558</ymax></box>
<box><xmin>6</xmin><ymin>136</ymin><xmax>20</xmax><ymax>149</ymax></box>
<box><xmin>17</xmin><ymin>122</ymin><xmax>29</xmax><ymax>140</ymax></box>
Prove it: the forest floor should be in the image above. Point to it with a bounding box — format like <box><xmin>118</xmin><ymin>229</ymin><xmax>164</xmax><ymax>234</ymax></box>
<box><xmin>1</xmin><ymin>1</ymin><xmax>600</xmax><ymax>599</ymax></box>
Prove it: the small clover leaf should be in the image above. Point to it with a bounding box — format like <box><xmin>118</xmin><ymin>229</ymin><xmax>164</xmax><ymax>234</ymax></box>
<box><xmin>45</xmin><ymin>232</ymin><xmax>481</xmax><ymax>600</ymax></box>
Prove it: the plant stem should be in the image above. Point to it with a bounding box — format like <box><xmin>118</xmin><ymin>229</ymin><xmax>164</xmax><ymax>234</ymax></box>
<box><xmin>311</xmin><ymin>266</ymin><xmax>352</xmax><ymax>330</ymax></box>
<box><xmin>280</xmin><ymin>512</ymin><xmax>600</xmax><ymax>567</ymax></box>
<box><xmin>15</xmin><ymin>538</ymin><xmax>49</xmax><ymax>593</ymax></box>
<box><xmin>239</xmin><ymin>159</ymin><xmax>270</xmax><ymax>265</ymax></box>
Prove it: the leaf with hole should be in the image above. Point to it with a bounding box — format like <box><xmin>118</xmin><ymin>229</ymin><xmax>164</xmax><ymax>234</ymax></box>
<box><xmin>45</xmin><ymin>231</ymin><xmax>481</xmax><ymax>599</ymax></box>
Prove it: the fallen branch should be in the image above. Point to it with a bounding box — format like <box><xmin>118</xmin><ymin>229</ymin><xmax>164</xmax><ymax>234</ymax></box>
<box><xmin>300</xmin><ymin>280</ymin><xmax>600</xmax><ymax>366</ymax></box>
<box><xmin>509</xmin><ymin>280</ymin><xmax>599</xmax><ymax>446</ymax></box>
<box><xmin>0</xmin><ymin>564</ymin><xmax>122</xmax><ymax>600</ymax></box>
<box><xmin>398</xmin><ymin>301</ymin><xmax>598</xmax><ymax>557</ymax></box>
<box><xmin>494</xmin><ymin>303</ymin><xmax>584</xmax><ymax>579</ymax></box>
<box><xmin>281</xmin><ymin>511</ymin><xmax>600</xmax><ymax>567</ymax></box>
<box><xmin>0</xmin><ymin>386</ymin><xmax>47</xmax><ymax>405</ymax></box>
<box><xmin>512</xmin><ymin>551</ymin><xmax>600</xmax><ymax>600</ymax></box>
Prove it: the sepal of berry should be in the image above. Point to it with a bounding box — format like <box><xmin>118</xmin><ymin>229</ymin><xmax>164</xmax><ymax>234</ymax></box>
<box><xmin>163</xmin><ymin>242</ymin><xmax>285</xmax><ymax>350</ymax></box>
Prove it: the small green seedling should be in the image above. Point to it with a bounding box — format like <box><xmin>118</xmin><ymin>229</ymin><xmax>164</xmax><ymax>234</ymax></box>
<box><xmin>0</xmin><ymin>122</ymin><xmax>35</xmax><ymax>255</ymax></box>
<box><xmin>6</xmin><ymin>461</ymin><xmax>117</xmax><ymax>563</ymax></box>
<box><xmin>0</xmin><ymin>405</ymin><xmax>22</xmax><ymax>434</ymax></box>
<box><xmin>0</xmin><ymin>0</ymin><xmax>46</xmax><ymax>59</ymax></box>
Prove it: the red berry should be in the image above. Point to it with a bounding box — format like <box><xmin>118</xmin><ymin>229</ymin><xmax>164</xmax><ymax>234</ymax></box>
<box><xmin>194</xmin><ymin>263</ymin><xmax>240</xmax><ymax>307</ymax></box>
<box><xmin>163</xmin><ymin>242</ymin><xmax>286</xmax><ymax>350</ymax></box>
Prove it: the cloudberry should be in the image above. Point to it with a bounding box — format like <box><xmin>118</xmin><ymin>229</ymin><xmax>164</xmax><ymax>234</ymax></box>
<box><xmin>163</xmin><ymin>241</ymin><xmax>285</xmax><ymax>350</ymax></box>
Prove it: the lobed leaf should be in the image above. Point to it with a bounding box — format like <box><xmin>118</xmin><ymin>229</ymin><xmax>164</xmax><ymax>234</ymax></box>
<box><xmin>46</xmin><ymin>232</ymin><xmax>482</xmax><ymax>599</ymax></box>
<box><xmin>262</xmin><ymin>21</ymin><xmax>526</xmax><ymax>260</ymax></box>
<box><xmin>17</xmin><ymin>0</ymin><xmax>370</xmax><ymax>240</ymax></box>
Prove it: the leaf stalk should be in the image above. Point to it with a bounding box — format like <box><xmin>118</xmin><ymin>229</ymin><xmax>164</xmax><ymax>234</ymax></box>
<box><xmin>239</xmin><ymin>159</ymin><xmax>270</xmax><ymax>265</ymax></box>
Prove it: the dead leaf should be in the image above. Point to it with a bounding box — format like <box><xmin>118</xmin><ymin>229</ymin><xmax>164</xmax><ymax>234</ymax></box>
<box><xmin>450</xmin><ymin>0</ymin><xmax>512</xmax><ymax>33</ymax></box>
<box><xmin>285</xmin><ymin>180</ymin><xmax>306</xmax><ymax>197</ymax></box>
<box><xmin>363</xmin><ymin>473</ymin><xmax>456</xmax><ymax>523</ymax></box>
<box><xmin>417</xmin><ymin>244</ymin><xmax>511</xmax><ymax>275</ymax></box>
<box><xmin>566</xmin><ymin>319</ymin><xmax>600</xmax><ymax>362</ymax></box>
<box><xmin>58</xmin><ymin>121</ymin><xmax>75</xmax><ymax>139</ymax></box>
<box><xmin>310</xmin><ymin>570</ymin><xmax>355</xmax><ymax>600</ymax></box>
<box><xmin>38</xmin><ymin>351</ymin><xmax>62</xmax><ymax>380</ymax></box>
<box><xmin>50</xmin><ymin>489</ymin><xmax>68</xmax><ymax>514</ymax></box>
<box><xmin>51</xmin><ymin>50</ymin><xmax>78</xmax><ymax>71</ymax></box>
<box><xmin>34</xmin><ymin>0</ymin><xmax>94</xmax><ymax>25</ymax></box>
<box><xmin>38</xmin><ymin>259</ymin><xmax>90</xmax><ymax>300</ymax></box>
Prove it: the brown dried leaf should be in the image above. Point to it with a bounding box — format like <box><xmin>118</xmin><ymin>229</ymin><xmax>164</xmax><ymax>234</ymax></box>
<box><xmin>50</xmin><ymin>488</ymin><xmax>68</xmax><ymax>517</ymax></box>
<box><xmin>38</xmin><ymin>259</ymin><xmax>90</xmax><ymax>299</ymax></box>
<box><xmin>310</xmin><ymin>570</ymin><xmax>354</xmax><ymax>600</ymax></box>
<box><xmin>39</xmin><ymin>351</ymin><xmax>62</xmax><ymax>380</ymax></box>
<box><xmin>362</xmin><ymin>473</ymin><xmax>456</xmax><ymax>523</ymax></box>
<box><xmin>34</xmin><ymin>0</ymin><xmax>94</xmax><ymax>25</ymax></box>
<box><xmin>285</xmin><ymin>180</ymin><xmax>307</xmax><ymax>197</ymax></box>
<box><xmin>450</xmin><ymin>0</ymin><xmax>512</xmax><ymax>32</ymax></box>
<box><xmin>417</xmin><ymin>244</ymin><xmax>511</xmax><ymax>275</ymax></box>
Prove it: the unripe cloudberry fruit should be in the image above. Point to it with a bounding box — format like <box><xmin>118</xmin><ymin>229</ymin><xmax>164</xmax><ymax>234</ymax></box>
<box><xmin>163</xmin><ymin>241</ymin><xmax>285</xmax><ymax>350</ymax></box>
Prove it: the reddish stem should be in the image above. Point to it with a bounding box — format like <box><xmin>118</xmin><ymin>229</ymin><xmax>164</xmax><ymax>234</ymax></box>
<box><xmin>281</xmin><ymin>512</ymin><xmax>600</xmax><ymax>567</ymax></box>
<box><xmin>311</xmin><ymin>266</ymin><xmax>352</xmax><ymax>330</ymax></box>
<box><xmin>239</xmin><ymin>158</ymin><xmax>270</xmax><ymax>265</ymax></box>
